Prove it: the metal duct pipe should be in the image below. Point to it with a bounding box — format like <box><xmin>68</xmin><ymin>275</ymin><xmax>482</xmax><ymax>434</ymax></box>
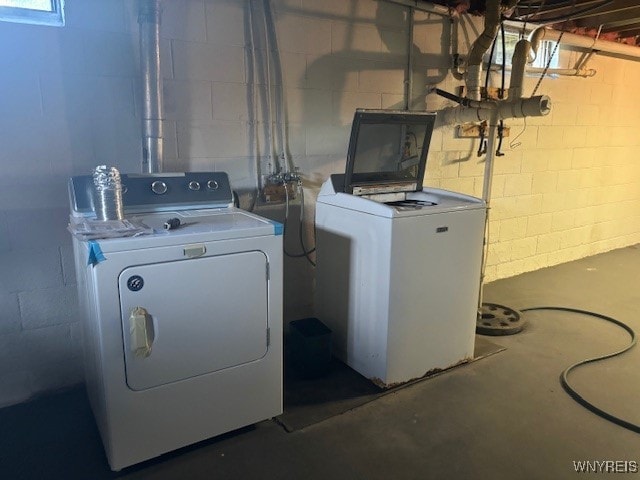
<box><xmin>139</xmin><ymin>0</ymin><xmax>164</xmax><ymax>174</ymax></box>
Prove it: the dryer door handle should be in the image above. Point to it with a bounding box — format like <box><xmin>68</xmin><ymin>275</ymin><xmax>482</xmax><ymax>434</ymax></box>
<box><xmin>129</xmin><ymin>307</ymin><xmax>154</xmax><ymax>358</ymax></box>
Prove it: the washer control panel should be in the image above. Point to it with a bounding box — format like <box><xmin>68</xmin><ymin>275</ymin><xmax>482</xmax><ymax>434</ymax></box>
<box><xmin>69</xmin><ymin>172</ymin><xmax>234</xmax><ymax>216</ymax></box>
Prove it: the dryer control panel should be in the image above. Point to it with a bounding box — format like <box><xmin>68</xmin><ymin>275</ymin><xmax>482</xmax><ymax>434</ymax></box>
<box><xmin>69</xmin><ymin>172</ymin><xmax>234</xmax><ymax>217</ymax></box>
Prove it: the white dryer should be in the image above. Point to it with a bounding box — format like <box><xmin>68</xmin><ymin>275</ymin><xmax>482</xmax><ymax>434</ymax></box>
<box><xmin>69</xmin><ymin>172</ymin><xmax>282</xmax><ymax>471</ymax></box>
<box><xmin>315</xmin><ymin>110</ymin><xmax>486</xmax><ymax>388</ymax></box>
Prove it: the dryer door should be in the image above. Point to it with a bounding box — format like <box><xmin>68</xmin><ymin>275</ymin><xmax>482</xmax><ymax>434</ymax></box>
<box><xmin>119</xmin><ymin>250</ymin><xmax>269</xmax><ymax>391</ymax></box>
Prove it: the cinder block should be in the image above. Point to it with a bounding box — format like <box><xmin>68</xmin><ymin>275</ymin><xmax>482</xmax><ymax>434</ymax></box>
<box><xmin>163</xmin><ymin>80</ymin><xmax>213</xmax><ymax>121</ymax></box>
<box><xmin>562</xmin><ymin>126</ymin><xmax>587</xmax><ymax>148</ymax></box>
<box><xmin>551</xmin><ymin>103</ymin><xmax>577</xmax><ymax>126</ymax></box>
<box><xmin>536</xmin><ymin>126</ymin><xmax>564</xmax><ymax>149</ymax></box>
<box><xmin>331</xmin><ymin>23</ymin><xmax>381</xmax><ymax>57</ymax></box>
<box><xmin>486</xmin><ymin>242</ymin><xmax>512</xmax><ymax>266</ymax></box>
<box><xmin>206</xmin><ymin>0</ymin><xmax>246</xmax><ymax>47</ymax></box>
<box><xmin>302</xmin><ymin>18</ymin><xmax>332</xmax><ymax>55</ymax></box>
<box><xmin>90</xmin><ymin>115</ymin><xmax>142</xmax><ymax>173</ymax></box>
<box><xmin>521</xmin><ymin>253</ymin><xmax>549</xmax><ymax>273</ymax></box>
<box><xmin>0</xmin><ymin>72</ymin><xmax>42</xmax><ymax>119</ymax></box>
<box><xmin>275</xmin><ymin>13</ymin><xmax>308</xmax><ymax>54</ymax></box>
<box><xmin>280</xmin><ymin>52</ymin><xmax>307</xmax><ymax>87</ymax></box>
<box><xmin>540</xmin><ymin>192</ymin><xmax>566</xmax><ymax>213</ymax></box>
<box><xmin>162</xmin><ymin>0</ymin><xmax>207</xmax><ymax>42</ymax></box>
<box><xmin>439</xmin><ymin>177</ymin><xmax>475</xmax><ymax>196</ymax></box>
<box><xmin>551</xmin><ymin>210</ymin><xmax>576</xmax><ymax>232</ymax></box>
<box><xmin>489</xmin><ymin>175</ymin><xmax>505</xmax><ymax>198</ymax></box>
<box><xmin>571</xmin><ymin>148</ymin><xmax>596</xmax><ymax>169</ymax></box>
<box><xmin>214</xmin><ymin>157</ymin><xmax>258</xmax><ymax>191</ymax></box>
<box><xmin>526</xmin><ymin>213</ymin><xmax>552</xmax><ymax>236</ymax></box>
<box><xmin>536</xmin><ymin>232</ymin><xmax>561</xmax><ymax>254</ymax></box>
<box><xmin>301</xmin><ymin>0</ymin><xmax>352</xmax><ymax>18</ymax></box>
<box><xmin>28</xmin><ymin>359</ymin><xmax>84</xmax><ymax>396</ymax></box>
<box><xmin>333</xmin><ymin>91</ymin><xmax>381</xmax><ymax>125</ymax></box>
<box><xmin>531</xmin><ymin>171</ymin><xmax>558</xmax><ymax>195</ymax></box>
<box><xmin>51</xmin><ymin>75</ymin><xmax>129</xmax><ymax>122</ymax></box>
<box><xmin>378</xmin><ymin>28</ymin><xmax>407</xmax><ymax>56</ymax></box>
<box><xmin>503</xmin><ymin>173</ymin><xmax>532</xmax><ymax>197</ymax></box>
<box><xmin>0</xmin><ymin>212</ymin><xmax>9</xmax><ymax>253</ymax></box>
<box><xmin>564</xmin><ymin>189</ymin><xmax>590</xmax><ymax>210</ymax></box>
<box><xmin>7</xmin><ymin>207</ymin><xmax>69</xmax><ymax>251</ymax></box>
<box><xmin>0</xmin><ymin>370</ymin><xmax>32</xmax><ymax>409</ymax></box>
<box><xmin>521</xmin><ymin>151</ymin><xmax>548</xmax><ymax>173</ymax></box>
<box><xmin>177</xmin><ymin>121</ymin><xmax>248</xmax><ymax>158</ymax></box>
<box><xmin>358</xmin><ymin>64</ymin><xmax>405</xmax><ymax>95</ymax></box>
<box><xmin>381</xmin><ymin>93</ymin><xmax>405</xmax><ymax>110</ymax></box>
<box><xmin>459</xmin><ymin>158</ymin><xmax>484</xmax><ymax>178</ymax></box>
<box><xmin>82</xmin><ymin>30</ymin><xmax>137</xmax><ymax>77</ymax></box>
<box><xmin>306</xmin><ymin>54</ymin><xmax>359</xmax><ymax>91</ymax></box>
<box><xmin>576</xmin><ymin>104</ymin><xmax>600</xmax><ymax>126</ymax></box>
<box><xmin>22</xmin><ymin>324</ymin><xmax>75</xmax><ymax>371</ymax></box>
<box><xmin>19</xmin><ymin>286</ymin><xmax>79</xmax><ymax>330</ymax></box>
<box><xmin>0</xmin><ymin>248</ymin><xmax>62</xmax><ymax>293</ymax></box>
<box><xmin>0</xmin><ymin>293</ymin><xmax>20</xmax><ymax>335</ymax></box>
<box><xmin>496</xmin><ymin>259</ymin><xmax>525</xmax><ymax>280</ymax></box>
<box><xmin>0</xmin><ymin>333</ymin><xmax>29</xmax><ymax>376</ymax></box>
<box><xmin>173</xmin><ymin>41</ymin><xmax>244</xmax><ymax>83</ymax></box>
<box><xmin>305</xmin><ymin>125</ymin><xmax>350</xmax><ymax>155</ymax></box>
<box><xmin>493</xmin><ymin>151</ymin><xmax>522</xmax><ymax>175</ymax></box>
<box><xmin>556</xmin><ymin>170</ymin><xmax>581</xmax><ymax>191</ymax></box>
<box><xmin>499</xmin><ymin>217</ymin><xmax>527</xmax><ymax>241</ymax></box>
<box><xmin>65</xmin><ymin>0</ymin><xmax>126</xmax><ymax>32</ymax></box>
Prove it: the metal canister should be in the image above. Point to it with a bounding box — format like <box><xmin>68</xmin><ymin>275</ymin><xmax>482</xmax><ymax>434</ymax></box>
<box><xmin>92</xmin><ymin>165</ymin><xmax>124</xmax><ymax>221</ymax></box>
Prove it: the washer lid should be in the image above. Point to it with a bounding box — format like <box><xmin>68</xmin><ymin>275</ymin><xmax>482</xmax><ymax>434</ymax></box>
<box><xmin>343</xmin><ymin>109</ymin><xmax>436</xmax><ymax>196</ymax></box>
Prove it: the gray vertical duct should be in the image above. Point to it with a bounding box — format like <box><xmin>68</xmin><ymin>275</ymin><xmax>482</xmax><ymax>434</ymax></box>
<box><xmin>138</xmin><ymin>0</ymin><xmax>164</xmax><ymax>174</ymax></box>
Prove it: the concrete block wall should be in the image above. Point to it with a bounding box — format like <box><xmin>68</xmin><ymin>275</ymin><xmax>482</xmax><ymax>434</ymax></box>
<box><xmin>1</xmin><ymin>0</ymin><xmax>639</xmax><ymax>407</ymax></box>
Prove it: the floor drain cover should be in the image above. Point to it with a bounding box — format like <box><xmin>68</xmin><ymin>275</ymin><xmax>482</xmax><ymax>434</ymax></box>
<box><xmin>477</xmin><ymin>303</ymin><xmax>525</xmax><ymax>336</ymax></box>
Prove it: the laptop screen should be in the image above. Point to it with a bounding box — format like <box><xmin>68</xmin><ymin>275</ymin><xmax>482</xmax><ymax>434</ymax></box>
<box><xmin>344</xmin><ymin>110</ymin><xmax>436</xmax><ymax>195</ymax></box>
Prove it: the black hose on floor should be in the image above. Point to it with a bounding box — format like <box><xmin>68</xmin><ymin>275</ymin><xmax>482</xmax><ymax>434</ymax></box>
<box><xmin>521</xmin><ymin>306</ymin><xmax>639</xmax><ymax>434</ymax></box>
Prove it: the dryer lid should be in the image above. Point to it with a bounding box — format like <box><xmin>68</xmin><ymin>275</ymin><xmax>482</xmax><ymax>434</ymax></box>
<box><xmin>343</xmin><ymin>109</ymin><xmax>436</xmax><ymax>196</ymax></box>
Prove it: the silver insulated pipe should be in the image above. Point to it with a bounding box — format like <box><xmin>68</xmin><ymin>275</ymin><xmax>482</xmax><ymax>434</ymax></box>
<box><xmin>139</xmin><ymin>0</ymin><xmax>164</xmax><ymax>173</ymax></box>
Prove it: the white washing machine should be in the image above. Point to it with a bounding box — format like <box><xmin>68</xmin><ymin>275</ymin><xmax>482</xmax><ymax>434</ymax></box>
<box><xmin>315</xmin><ymin>110</ymin><xmax>486</xmax><ymax>388</ymax></box>
<box><xmin>69</xmin><ymin>172</ymin><xmax>282</xmax><ymax>471</ymax></box>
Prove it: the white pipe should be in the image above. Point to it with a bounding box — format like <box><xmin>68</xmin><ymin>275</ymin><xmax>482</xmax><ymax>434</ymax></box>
<box><xmin>488</xmin><ymin>63</ymin><xmax>597</xmax><ymax>77</ymax></box>
<box><xmin>509</xmin><ymin>39</ymin><xmax>531</xmax><ymax>100</ymax></box>
<box><xmin>466</xmin><ymin>0</ymin><xmax>501</xmax><ymax>101</ymax></box>
<box><xmin>382</xmin><ymin>0</ymin><xmax>450</xmax><ymax>17</ymax></box>
<box><xmin>439</xmin><ymin>95</ymin><xmax>551</xmax><ymax>125</ymax></box>
<box><xmin>530</xmin><ymin>26</ymin><xmax>640</xmax><ymax>60</ymax></box>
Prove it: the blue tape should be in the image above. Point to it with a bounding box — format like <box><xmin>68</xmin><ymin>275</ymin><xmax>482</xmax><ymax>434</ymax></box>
<box><xmin>269</xmin><ymin>220</ymin><xmax>284</xmax><ymax>236</ymax></box>
<box><xmin>87</xmin><ymin>241</ymin><xmax>106</xmax><ymax>266</ymax></box>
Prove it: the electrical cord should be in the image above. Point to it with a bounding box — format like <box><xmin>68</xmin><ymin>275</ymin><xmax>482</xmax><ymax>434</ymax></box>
<box><xmin>521</xmin><ymin>306</ymin><xmax>639</xmax><ymax>434</ymax></box>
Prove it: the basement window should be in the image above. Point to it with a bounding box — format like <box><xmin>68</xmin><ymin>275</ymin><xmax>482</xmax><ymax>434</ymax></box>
<box><xmin>0</xmin><ymin>0</ymin><xmax>64</xmax><ymax>26</ymax></box>
<box><xmin>489</xmin><ymin>29</ymin><xmax>560</xmax><ymax>71</ymax></box>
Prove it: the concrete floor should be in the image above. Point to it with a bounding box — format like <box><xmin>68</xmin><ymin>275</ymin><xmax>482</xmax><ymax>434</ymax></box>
<box><xmin>2</xmin><ymin>246</ymin><xmax>640</xmax><ymax>479</ymax></box>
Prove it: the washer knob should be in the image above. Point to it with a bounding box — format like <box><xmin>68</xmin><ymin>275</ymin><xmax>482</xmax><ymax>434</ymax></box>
<box><xmin>207</xmin><ymin>180</ymin><xmax>219</xmax><ymax>190</ymax></box>
<box><xmin>151</xmin><ymin>180</ymin><xmax>168</xmax><ymax>195</ymax></box>
<box><xmin>188</xmin><ymin>181</ymin><xmax>201</xmax><ymax>191</ymax></box>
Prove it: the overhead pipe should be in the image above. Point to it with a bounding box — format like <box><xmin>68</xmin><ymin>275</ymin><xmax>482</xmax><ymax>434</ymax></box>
<box><xmin>528</xmin><ymin>26</ymin><xmax>640</xmax><ymax>61</ymax></box>
<box><xmin>139</xmin><ymin>0</ymin><xmax>164</xmax><ymax>174</ymax></box>
<box><xmin>382</xmin><ymin>0</ymin><xmax>450</xmax><ymax>17</ymax></box>
<box><xmin>466</xmin><ymin>0</ymin><xmax>503</xmax><ymax>101</ymax></box>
